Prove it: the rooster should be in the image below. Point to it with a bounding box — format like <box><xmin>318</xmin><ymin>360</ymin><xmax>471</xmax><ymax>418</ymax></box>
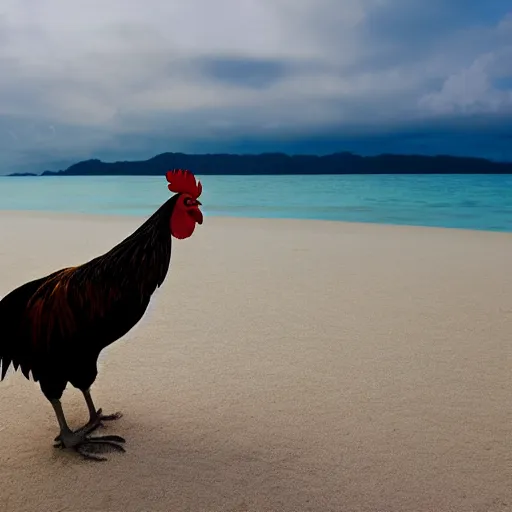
<box><xmin>0</xmin><ymin>169</ymin><xmax>203</xmax><ymax>460</ymax></box>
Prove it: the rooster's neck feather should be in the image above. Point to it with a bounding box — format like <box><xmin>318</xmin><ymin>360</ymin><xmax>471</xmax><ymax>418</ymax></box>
<box><xmin>76</xmin><ymin>195</ymin><xmax>177</xmax><ymax>297</ymax></box>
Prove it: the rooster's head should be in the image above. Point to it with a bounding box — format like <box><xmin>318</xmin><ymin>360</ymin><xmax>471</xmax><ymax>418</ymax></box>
<box><xmin>166</xmin><ymin>169</ymin><xmax>203</xmax><ymax>239</ymax></box>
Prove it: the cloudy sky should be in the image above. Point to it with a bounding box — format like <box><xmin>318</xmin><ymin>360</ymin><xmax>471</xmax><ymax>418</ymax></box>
<box><xmin>1</xmin><ymin>0</ymin><xmax>511</xmax><ymax>173</ymax></box>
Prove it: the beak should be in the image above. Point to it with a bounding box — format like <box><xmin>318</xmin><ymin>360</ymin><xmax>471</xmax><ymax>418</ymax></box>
<box><xmin>190</xmin><ymin>207</ymin><xmax>203</xmax><ymax>225</ymax></box>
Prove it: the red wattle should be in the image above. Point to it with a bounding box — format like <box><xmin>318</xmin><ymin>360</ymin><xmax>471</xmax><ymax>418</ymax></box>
<box><xmin>170</xmin><ymin>208</ymin><xmax>197</xmax><ymax>239</ymax></box>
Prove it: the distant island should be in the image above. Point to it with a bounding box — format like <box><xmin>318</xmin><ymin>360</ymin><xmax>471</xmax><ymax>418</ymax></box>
<box><xmin>8</xmin><ymin>151</ymin><xmax>512</xmax><ymax>176</ymax></box>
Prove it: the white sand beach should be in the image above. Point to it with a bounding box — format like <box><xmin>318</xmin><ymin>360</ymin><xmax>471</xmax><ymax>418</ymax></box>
<box><xmin>0</xmin><ymin>211</ymin><xmax>510</xmax><ymax>512</ymax></box>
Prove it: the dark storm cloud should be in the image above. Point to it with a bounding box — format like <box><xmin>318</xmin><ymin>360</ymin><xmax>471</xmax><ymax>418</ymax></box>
<box><xmin>194</xmin><ymin>56</ymin><xmax>292</xmax><ymax>89</ymax></box>
<box><xmin>0</xmin><ymin>0</ymin><xmax>510</xmax><ymax>172</ymax></box>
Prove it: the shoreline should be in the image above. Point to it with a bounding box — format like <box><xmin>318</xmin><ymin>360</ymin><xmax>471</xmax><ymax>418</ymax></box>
<box><xmin>1</xmin><ymin>208</ymin><xmax>512</xmax><ymax>237</ymax></box>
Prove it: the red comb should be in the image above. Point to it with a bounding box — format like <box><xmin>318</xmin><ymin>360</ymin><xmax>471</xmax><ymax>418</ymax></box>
<box><xmin>166</xmin><ymin>169</ymin><xmax>202</xmax><ymax>198</ymax></box>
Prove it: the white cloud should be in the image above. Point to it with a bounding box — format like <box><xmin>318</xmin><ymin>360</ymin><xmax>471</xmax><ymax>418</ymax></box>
<box><xmin>418</xmin><ymin>53</ymin><xmax>512</xmax><ymax>114</ymax></box>
<box><xmin>418</xmin><ymin>14</ymin><xmax>512</xmax><ymax>115</ymax></box>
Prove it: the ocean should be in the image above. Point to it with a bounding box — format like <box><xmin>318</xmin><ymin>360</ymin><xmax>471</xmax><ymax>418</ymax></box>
<box><xmin>0</xmin><ymin>174</ymin><xmax>511</xmax><ymax>232</ymax></box>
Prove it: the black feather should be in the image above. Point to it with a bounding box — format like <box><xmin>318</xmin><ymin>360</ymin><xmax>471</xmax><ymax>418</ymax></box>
<box><xmin>0</xmin><ymin>194</ymin><xmax>178</xmax><ymax>399</ymax></box>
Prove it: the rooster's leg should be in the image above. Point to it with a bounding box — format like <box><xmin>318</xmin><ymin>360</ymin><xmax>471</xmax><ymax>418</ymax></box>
<box><xmin>51</xmin><ymin>399</ymin><xmax>125</xmax><ymax>461</ymax></box>
<box><xmin>81</xmin><ymin>388</ymin><xmax>123</xmax><ymax>432</ymax></box>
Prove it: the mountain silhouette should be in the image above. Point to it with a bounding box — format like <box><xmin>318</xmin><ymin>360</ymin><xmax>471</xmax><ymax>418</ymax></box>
<box><xmin>9</xmin><ymin>151</ymin><xmax>512</xmax><ymax>176</ymax></box>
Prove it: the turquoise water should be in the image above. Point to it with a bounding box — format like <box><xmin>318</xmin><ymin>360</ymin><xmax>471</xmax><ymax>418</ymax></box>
<box><xmin>0</xmin><ymin>174</ymin><xmax>512</xmax><ymax>232</ymax></box>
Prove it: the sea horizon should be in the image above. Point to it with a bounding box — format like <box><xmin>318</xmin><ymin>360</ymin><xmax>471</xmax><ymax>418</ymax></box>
<box><xmin>1</xmin><ymin>174</ymin><xmax>512</xmax><ymax>233</ymax></box>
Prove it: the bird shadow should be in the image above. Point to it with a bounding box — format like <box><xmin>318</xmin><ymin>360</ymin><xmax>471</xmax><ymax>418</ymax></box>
<box><xmin>37</xmin><ymin>410</ymin><xmax>305</xmax><ymax>512</ymax></box>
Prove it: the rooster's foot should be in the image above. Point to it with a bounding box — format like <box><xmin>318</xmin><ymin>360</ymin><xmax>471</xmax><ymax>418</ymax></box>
<box><xmin>95</xmin><ymin>408</ymin><xmax>123</xmax><ymax>422</ymax></box>
<box><xmin>53</xmin><ymin>430</ymin><xmax>126</xmax><ymax>461</ymax></box>
<box><xmin>53</xmin><ymin>408</ymin><xmax>123</xmax><ymax>444</ymax></box>
<box><xmin>87</xmin><ymin>408</ymin><xmax>123</xmax><ymax>432</ymax></box>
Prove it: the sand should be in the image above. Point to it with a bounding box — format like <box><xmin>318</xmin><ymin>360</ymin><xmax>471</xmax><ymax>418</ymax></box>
<box><xmin>0</xmin><ymin>211</ymin><xmax>510</xmax><ymax>512</ymax></box>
